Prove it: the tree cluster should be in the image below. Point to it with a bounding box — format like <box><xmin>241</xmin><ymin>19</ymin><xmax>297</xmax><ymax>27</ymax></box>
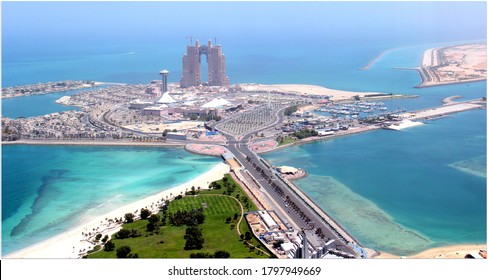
<box><xmin>115</xmin><ymin>228</ymin><xmax>142</xmax><ymax>239</ymax></box>
<box><xmin>187</xmin><ymin>113</ymin><xmax>222</xmax><ymax>122</ymax></box>
<box><xmin>284</xmin><ymin>106</ymin><xmax>299</xmax><ymax>116</ymax></box>
<box><xmin>221</xmin><ymin>176</ymin><xmax>236</xmax><ymax>195</ymax></box>
<box><xmin>186</xmin><ymin>186</ymin><xmax>201</xmax><ymax>196</ymax></box>
<box><xmin>293</xmin><ymin>128</ymin><xmax>318</xmax><ymax>139</ymax></box>
<box><xmin>146</xmin><ymin>213</ymin><xmax>162</xmax><ymax>232</ymax></box>
<box><xmin>169</xmin><ymin>208</ymin><xmax>205</xmax><ymax>226</ymax></box>
<box><xmin>209</xmin><ymin>181</ymin><xmax>222</xmax><ymax>190</ymax></box>
<box><xmin>116</xmin><ymin>245</ymin><xmax>138</xmax><ymax>258</ymax></box>
<box><xmin>184</xmin><ymin>226</ymin><xmax>204</xmax><ymax>250</ymax></box>
<box><xmin>103</xmin><ymin>240</ymin><xmax>115</xmax><ymax>252</ymax></box>
<box><xmin>140</xmin><ymin>208</ymin><xmax>151</xmax><ymax>219</ymax></box>
<box><xmin>124</xmin><ymin>213</ymin><xmax>135</xmax><ymax>223</ymax></box>
<box><xmin>244</xmin><ymin>231</ymin><xmax>253</xmax><ymax>241</ymax></box>
<box><xmin>190</xmin><ymin>250</ymin><xmax>231</xmax><ymax>258</ymax></box>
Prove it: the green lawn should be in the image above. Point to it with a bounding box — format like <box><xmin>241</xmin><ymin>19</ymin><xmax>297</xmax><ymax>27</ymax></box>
<box><xmin>88</xmin><ymin>175</ymin><xmax>271</xmax><ymax>258</ymax></box>
<box><xmin>278</xmin><ymin>136</ymin><xmax>297</xmax><ymax>146</ymax></box>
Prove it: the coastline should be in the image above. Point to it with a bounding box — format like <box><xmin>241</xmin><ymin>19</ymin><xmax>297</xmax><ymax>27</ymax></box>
<box><xmin>239</xmin><ymin>83</ymin><xmax>393</xmax><ymax>101</ymax></box>
<box><xmin>415</xmin><ymin>77</ymin><xmax>486</xmax><ymax>88</ymax></box>
<box><xmin>256</xmin><ymin>125</ymin><xmax>381</xmax><ymax>155</ymax></box>
<box><xmin>374</xmin><ymin>244</ymin><xmax>487</xmax><ymax>259</ymax></box>
<box><xmin>4</xmin><ymin>162</ymin><xmax>230</xmax><ymax>258</ymax></box>
<box><xmin>416</xmin><ymin>44</ymin><xmax>487</xmax><ymax>88</ymax></box>
<box><xmin>1</xmin><ymin>139</ymin><xmax>185</xmax><ymax>147</ymax></box>
<box><xmin>1</xmin><ymin>81</ymin><xmax>126</xmax><ymax>99</ymax></box>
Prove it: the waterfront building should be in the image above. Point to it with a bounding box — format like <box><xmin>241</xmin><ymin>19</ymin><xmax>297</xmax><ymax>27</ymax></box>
<box><xmin>180</xmin><ymin>39</ymin><xmax>229</xmax><ymax>88</ymax></box>
<box><xmin>159</xmin><ymin>70</ymin><xmax>169</xmax><ymax>93</ymax></box>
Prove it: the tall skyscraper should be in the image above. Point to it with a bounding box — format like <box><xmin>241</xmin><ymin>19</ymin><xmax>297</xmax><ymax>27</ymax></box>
<box><xmin>180</xmin><ymin>39</ymin><xmax>229</xmax><ymax>88</ymax></box>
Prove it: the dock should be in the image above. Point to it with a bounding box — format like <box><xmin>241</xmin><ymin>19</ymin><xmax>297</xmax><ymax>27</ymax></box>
<box><xmin>400</xmin><ymin>99</ymin><xmax>485</xmax><ymax>121</ymax></box>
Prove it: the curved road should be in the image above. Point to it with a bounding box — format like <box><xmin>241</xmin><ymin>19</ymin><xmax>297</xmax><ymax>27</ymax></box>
<box><xmin>213</xmin><ymin>105</ymin><xmax>357</xmax><ymax>257</ymax></box>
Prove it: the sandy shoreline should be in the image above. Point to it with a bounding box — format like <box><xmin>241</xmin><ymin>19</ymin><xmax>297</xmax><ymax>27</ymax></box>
<box><xmin>0</xmin><ymin>81</ymin><xmax>124</xmax><ymax>99</ymax></box>
<box><xmin>4</xmin><ymin>162</ymin><xmax>230</xmax><ymax>258</ymax></box>
<box><xmin>240</xmin><ymin>83</ymin><xmax>392</xmax><ymax>101</ymax></box>
<box><xmin>416</xmin><ymin>43</ymin><xmax>486</xmax><ymax>88</ymax></box>
<box><xmin>1</xmin><ymin>139</ymin><xmax>185</xmax><ymax>147</ymax></box>
<box><xmin>375</xmin><ymin>244</ymin><xmax>487</xmax><ymax>259</ymax></box>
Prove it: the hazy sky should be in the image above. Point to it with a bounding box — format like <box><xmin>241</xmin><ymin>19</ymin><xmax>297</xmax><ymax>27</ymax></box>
<box><xmin>3</xmin><ymin>1</ymin><xmax>486</xmax><ymax>42</ymax></box>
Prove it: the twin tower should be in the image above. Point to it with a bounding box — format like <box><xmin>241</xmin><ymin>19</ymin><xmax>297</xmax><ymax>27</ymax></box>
<box><xmin>180</xmin><ymin>39</ymin><xmax>229</xmax><ymax>88</ymax></box>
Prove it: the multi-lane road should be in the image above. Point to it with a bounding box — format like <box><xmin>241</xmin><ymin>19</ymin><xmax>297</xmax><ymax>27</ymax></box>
<box><xmin>214</xmin><ymin>104</ymin><xmax>358</xmax><ymax>257</ymax></box>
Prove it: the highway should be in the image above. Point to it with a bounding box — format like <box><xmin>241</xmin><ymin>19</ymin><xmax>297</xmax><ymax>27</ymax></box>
<box><xmin>214</xmin><ymin>104</ymin><xmax>358</xmax><ymax>257</ymax></box>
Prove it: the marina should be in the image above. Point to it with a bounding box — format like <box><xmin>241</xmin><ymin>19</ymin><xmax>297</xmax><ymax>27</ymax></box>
<box><xmin>315</xmin><ymin>101</ymin><xmax>398</xmax><ymax>118</ymax></box>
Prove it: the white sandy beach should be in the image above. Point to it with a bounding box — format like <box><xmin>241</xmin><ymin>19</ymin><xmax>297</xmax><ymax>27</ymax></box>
<box><xmin>240</xmin><ymin>83</ymin><xmax>389</xmax><ymax>101</ymax></box>
<box><xmin>375</xmin><ymin>244</ymin><xmax>487</xmax><ymax>259</ymax></box>
<box><xmin>4</xmin><ymin>162</ymin><xmax>230</xmax><ymax>259</ymax></box>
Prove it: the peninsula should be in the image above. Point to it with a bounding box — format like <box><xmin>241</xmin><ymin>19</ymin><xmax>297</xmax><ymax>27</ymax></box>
<box><xmin>416</xmin><ymin>43</ymin><xmax>487</xmax><ymax>88</ymax></box>
<box><xmin>1</xmin><ymin>80</ymin><xmax>100</xmax><ymax>99</ymax></box>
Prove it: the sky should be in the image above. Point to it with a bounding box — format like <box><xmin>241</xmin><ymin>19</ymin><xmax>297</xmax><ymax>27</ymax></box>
<box><xmin>2</xmin><ymin>1</ymin><xmax>486</xmax><ymax>48</ymax></box>
<box><xmin>1</xmin><ymin>1</ymin><xmax>486</xmax><ymax>85</ymax></box>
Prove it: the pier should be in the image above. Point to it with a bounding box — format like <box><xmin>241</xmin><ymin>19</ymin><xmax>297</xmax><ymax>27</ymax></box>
<box><xmin>401</xmin><ymin>99</ymin><xmax>485</xmax><ymax>121</ymax></box>
<box><xmin>360</xmin><ymin>48</ymin><xmax>398</xmax><ymax>70</ymax></box>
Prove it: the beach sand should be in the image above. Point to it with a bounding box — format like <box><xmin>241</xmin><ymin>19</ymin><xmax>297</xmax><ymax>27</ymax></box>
<box><xmin>240</xmin><ymin>83</ymin><xmax>388</xmax><ymax>101</ymax></box>
<box><xmin>375</xmin><ymin>244</ymin><xmax>487</xmax><ymax>259</ymax></box>
<box><xmin>2</xmin><ymin>139</ymin><xmax>185</xmax><ymax>147</ymax></box>
<box><xmin>417</xmin><ymin>43</ymin><xmax>486</xmax><ymax>87</ymax></box>
<box><xmin>4</xmin><ymin>162</ymin><xmax>230</xmax><ymax>259</ymax></box>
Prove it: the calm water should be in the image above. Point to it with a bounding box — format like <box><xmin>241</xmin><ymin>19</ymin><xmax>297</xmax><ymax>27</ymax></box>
<box><xmin>263</xmin><ymin>109</ymin><xmax>486</xmax><ymax>255</ymax></box>
<box><xmin>1</xmin><ymin>88</ymin><xmax>93</xmax><ymax>119</ymax></box>
<box><xmin>2</xmin><ymin>1</ymin><xmax>486</xmax><ymax>256</ymax></box>
<box><xmin>1</xmin><ymin>145</ymin><xmax>220</xmax><ymax>255</ymax></box>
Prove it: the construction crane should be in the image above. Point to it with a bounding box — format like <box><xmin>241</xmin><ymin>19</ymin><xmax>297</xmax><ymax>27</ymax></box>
<box><xmin>185</xmin><ymin>36</ymin><xmax>193</xmax><ymax>45</ymax></box>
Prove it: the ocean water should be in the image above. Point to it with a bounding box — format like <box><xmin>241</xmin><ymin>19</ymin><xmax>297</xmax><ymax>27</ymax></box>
<box><xmin>1</xmin><ymin>87</ymin><xmax>98</xmax><ymax>119</ymax></box>
<box><xmin>1</xmin><ymin>1</ymin><xmax>486</xmax><ymax>257</ymax></box>
<box><xmin>1</xmin><ymin>145</ymin><xmax>220</xmax><ymax>255</ymax></box>
<box><xmin>263</xmin><ymin>109</ymin><xmax>486</xmax><ymax>255</ymax></box>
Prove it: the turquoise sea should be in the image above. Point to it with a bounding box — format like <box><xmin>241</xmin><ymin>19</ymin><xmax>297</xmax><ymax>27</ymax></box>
<box><xmin>263</xmin><ymin>109</ymin><xmax>486</xmax><ymax>256</ymax></box>
<box><xmin>2</xmin><ymin>145</ymin><xmax>220</xmax><ymax>255</ymax></box>
<box><xmin>1</xmin><ymin>88</ymin><xmax>91</xmax><ymax>119</ymax></box>
<box><xmin>1</xmin><ymin>1</ymin><xmax>486</xmax><ymax>257</ymax></box>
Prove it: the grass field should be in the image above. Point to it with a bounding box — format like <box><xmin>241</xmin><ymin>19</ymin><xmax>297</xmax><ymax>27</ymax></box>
<box><xmin>278</xmin><ymin>136</ymin><xmax>297</xmax><ymax>146</ymax></box>
<box><xmin>88</xmin><ymin>174</ymin><xmax>272</xmax><ymax>258</ymax></box>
